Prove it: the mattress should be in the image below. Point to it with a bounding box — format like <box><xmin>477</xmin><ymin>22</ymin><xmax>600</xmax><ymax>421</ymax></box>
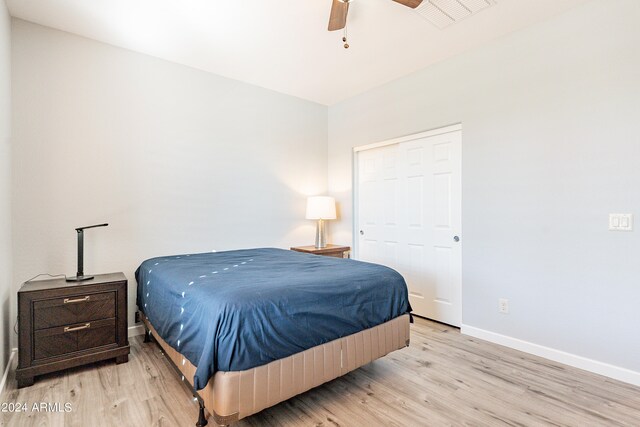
<box><xmin>135</xmin><ymin>248</ymin><xmax>411</xmax><ymax>389</ymax></box>
<box><xmin>142</xmin><ymin>312</ymin><xmax>410</xmax><ymax>424</ymax></box>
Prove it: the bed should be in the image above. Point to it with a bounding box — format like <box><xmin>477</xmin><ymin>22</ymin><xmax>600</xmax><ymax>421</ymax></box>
<box><xmin>135</xmin><ymin>248</ymin><xmax>411</xmax><ymax>426</ymax></box>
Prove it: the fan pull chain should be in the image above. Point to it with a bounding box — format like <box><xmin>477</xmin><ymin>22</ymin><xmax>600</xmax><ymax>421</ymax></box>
<box><xmin>342</xmin><ymin>23</ymin><xmax>349</xmax><ymax>49</ymax></box>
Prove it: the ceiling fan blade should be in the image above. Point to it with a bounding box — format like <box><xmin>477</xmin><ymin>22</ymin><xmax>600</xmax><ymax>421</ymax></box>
<box><xmin>391</xmin><ymin>0</ymin><xmax>423</xmax><ymax>8</ymax></box>
<box><xmin>328</xmin><ymin>0</ymin><xmax>349</xmax><ymax>31</ymax></box>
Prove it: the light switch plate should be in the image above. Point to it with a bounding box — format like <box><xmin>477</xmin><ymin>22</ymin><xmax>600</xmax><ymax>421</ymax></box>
<box><xmin>609</xmin><ymin>214</ymin><xmax>633</xmax><ymax>231</ymax></box>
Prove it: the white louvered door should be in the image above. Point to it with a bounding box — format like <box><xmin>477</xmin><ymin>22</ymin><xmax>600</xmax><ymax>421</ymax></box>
<box><xmin>355</xmin><ymin>129</ymin><xmax>462</xmax><ymax>326</ymax></box>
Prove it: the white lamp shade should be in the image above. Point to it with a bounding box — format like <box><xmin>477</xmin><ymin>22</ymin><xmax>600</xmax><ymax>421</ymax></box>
<box><xmin>306</xmin><ymin>196</ymin><xmax>336</xmax><ymax>220</ymax></box>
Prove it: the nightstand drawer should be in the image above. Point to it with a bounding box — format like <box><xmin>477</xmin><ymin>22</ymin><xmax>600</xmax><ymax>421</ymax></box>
<box><xmin>78</xmin><ymin>318</ymin><xmax>117</xmax><ymax>351</ymax></box>
<box><xmin>33</xmin><ymin>318</ymin><xmax>117</xmax><ymax>360</ymax></box>
<box><xmin>33</xmin><ymin>291</ymin><xmax>116</xmax><ymax>330</ymax></box>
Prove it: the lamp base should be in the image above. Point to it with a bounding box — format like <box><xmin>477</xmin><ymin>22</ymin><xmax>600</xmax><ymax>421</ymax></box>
<box><xmin>315</xmin><ymin>219</ymin><xmax>327</xmax><ymax>249</ymax></box>
<box><xmin>65</xmin><ymin>275</ymin><xmax>94</xmax><ymax>282</ymax></box>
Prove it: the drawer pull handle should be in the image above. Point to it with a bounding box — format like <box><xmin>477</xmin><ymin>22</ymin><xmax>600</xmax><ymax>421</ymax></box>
<box><xmin>64</xmin><ymin>296</ymin><xmax>90</xmax><ymax>304</ymax></box>
<box><xmin>64</xmin><ymin>323</ymin><xmax>91</xmax><ymax>333</ymax></box>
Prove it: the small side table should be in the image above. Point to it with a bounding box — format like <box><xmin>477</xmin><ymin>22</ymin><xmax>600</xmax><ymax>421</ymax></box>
<box><xmin>16</xmin><ymin>273</ymin><xmax>130</xmax><ymax>388</ymax></box>
<box><xmin>290</xmin><ymin>244</ymin><xmax>351</xmax><ymax>259</ymax></box>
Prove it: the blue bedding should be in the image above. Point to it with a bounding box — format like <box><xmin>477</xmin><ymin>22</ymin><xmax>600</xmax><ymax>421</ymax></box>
<box><xmin>135</xmin><ymin>248</ymin><xmax>411</xmax><ymax>390</ymax></box>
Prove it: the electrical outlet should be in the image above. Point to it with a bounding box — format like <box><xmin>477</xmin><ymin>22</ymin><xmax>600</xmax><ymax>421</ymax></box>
<box><xmin>135</xmin><ymin>311</ymin><xmax>141</xmax><ymax>323</ymax></box>
<box><xmin>499</xmin><ymin>298</ymin><xmax>509</xmax><ymax>314</ymax></box>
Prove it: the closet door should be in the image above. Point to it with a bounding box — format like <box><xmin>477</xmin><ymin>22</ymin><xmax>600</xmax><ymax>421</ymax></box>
<box><xmin>355</xmin><ymin>130</ymin><xmax>462</xmax><ymax>326</ymax></box>
<box><xmin>356</xmin><ymin>144</ymin><xmax>401</xmax><ymax>267</ymax></box>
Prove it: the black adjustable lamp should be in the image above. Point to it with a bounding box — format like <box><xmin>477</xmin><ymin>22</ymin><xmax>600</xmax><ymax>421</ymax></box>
<box><xmin>66</xmin><ymin>223</ymin><xmax>109</xmax><ymax>282</ymax></box>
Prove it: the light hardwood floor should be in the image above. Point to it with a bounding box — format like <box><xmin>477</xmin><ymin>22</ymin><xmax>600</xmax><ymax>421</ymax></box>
<box><xmin>2</xmin><ymin>318</ymin><xmax>639</xmax><ymax>426</ymax></box>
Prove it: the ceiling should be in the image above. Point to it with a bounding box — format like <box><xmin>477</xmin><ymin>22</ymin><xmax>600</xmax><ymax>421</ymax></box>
<box><xmin>7</xmin><ymin>0</ymin><xmax>588</xmax><ymax>105</ymax></box>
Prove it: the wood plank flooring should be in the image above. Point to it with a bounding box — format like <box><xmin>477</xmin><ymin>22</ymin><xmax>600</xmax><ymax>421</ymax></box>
<box><xmin>2</xmin><ymin>318</ymin><xmax>639</xmax><ymax>426</ymax></box>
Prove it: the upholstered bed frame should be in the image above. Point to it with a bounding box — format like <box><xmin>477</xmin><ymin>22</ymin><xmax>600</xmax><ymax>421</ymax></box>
<box><xmin>141</xmin><ymin>313</ymin><xmax>410</xmax><ymax>426</ymax></box>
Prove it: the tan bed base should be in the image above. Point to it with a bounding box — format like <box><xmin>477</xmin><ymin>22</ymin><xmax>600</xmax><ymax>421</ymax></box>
<box><xmin>142</xmin><ymin>314</ymin><xmax>410</xmax><ymax>425</ymax></box>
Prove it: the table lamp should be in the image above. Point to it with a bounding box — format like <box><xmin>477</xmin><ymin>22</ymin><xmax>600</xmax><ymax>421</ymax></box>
<box><xmin>306</xmin><ymin>196</ymin><xmax>336</xmax><ymax>248</ymax></box>
<box><xmin>66</xmin><ymin>223</ymin><xmax>108</xmax><ymax>282</ymax></box>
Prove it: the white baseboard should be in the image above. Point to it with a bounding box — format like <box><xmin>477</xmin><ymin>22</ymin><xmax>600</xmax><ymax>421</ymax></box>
<box><xmin>128</xmin><ymin>324</ymin><xmax>145</xmax><ymax>338</ymax></box>
<box><xmin>461</xmin><ymin>324</ymin><xmax>640</xmax><ymax>387</ymax></box>
<box><xmin>0</xmin><ymin>348</ymin><xmax>17</xmax><ymax>396</ymax></box>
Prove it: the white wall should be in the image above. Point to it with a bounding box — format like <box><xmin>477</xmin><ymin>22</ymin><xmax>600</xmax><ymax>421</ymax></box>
<box><xmin>11</xmin><ymin>20</ymin><xmax>328</xmax><ymax>338</ymax></box>
<box><xmin>328</xmin><ymin>0</ymin><xmax>640</xmax><ymax>375</ymax></box>
<box><xmin>0</xmin><ymin>0</ymin><xmax>12</xmax><ymax>373</ymax></box>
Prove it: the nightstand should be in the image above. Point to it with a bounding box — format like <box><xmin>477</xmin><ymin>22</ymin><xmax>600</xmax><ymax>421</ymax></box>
<box><xmin>16</xmin><ymin>273</ymin><xmax>130</xmax><ymax>388</ymax></box>
<box><xmin>290</xmin><ymin>244</ymin><xmax>351</xmax><ymax>258</ymax></box>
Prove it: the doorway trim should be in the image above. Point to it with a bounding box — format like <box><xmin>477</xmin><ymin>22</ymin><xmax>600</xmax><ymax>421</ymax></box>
<box><xmin>352</xmin><ymin>123</ymin><xmax>462</xmax><ymax>153</ymax></box>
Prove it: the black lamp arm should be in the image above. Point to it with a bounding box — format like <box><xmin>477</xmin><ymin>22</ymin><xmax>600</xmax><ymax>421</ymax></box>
<box><xmin>76</xmin><ymin>223</ymin><xmax>109</xmax><ymax>232</ymax></box>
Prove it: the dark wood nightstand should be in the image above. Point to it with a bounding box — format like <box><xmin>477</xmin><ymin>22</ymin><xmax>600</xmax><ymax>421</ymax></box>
<box><xmin>290</xmin><ymin>244</ymin><xmax>351</xmax><ymax>258</ymax></box>
<box><xmin>16</xmin><ymin>273</ymin><xmax>130</xmax><ymax>388</ymax></box>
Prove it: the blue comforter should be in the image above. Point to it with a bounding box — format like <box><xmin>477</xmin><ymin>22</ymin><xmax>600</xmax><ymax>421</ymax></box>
<box><xmin>135</xmin><ymin>248</ymin><xmax>410</xmax><ymax>390</ymax></box>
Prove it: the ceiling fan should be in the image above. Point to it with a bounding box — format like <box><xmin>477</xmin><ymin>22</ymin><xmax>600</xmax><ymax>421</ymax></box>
<box><xmin>328</xmin><ymin>0</ymin><xmax>423</xmax><ymax>48</ymax></box>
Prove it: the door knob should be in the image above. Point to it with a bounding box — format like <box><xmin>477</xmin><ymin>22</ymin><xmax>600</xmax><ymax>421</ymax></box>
<box><xmin>360</xmin><ymin>230</ymin><xmax>364</xmax><ymax>236</ymax></box>
<box><xmin>453</xmin><ymin>236</ymin><xmax>460</xmax><ymax>242</ymax></box>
